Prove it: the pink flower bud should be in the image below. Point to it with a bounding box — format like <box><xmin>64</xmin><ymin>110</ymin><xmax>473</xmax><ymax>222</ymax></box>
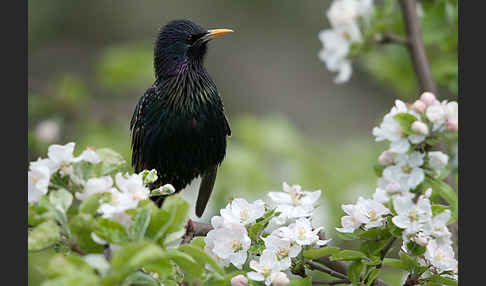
<box><xmin>378</xmin><ymin>150</ymin><xmax>394</xmax><ymax>165</ymax></box>
<box><xmin>411</xmin><ymin>100</ymin><xmax>426</xmax><ymax>113</ymax></box>
<box><xmin>415</xmin><ymin>234</ymin><xmax>429</xmax><ymax>247</ymax></box>
<box><xmin>411</xmin><ymin>121</ymin><xmax>429</xmax><ymax>135</ymax></box>
<box><xmin>231</xmin><ymin>275</ymin><xmax>248</xmax><ymax>286</ymax></box>
<box><xmin>420</xmin><ymin>92</ymin><xmax>437</xmax><ymax>106</ymax></box>
<box><xmin>272</xmin><ymin>272</ymin><xmax>290</xmax><ymax>286</ymax></box>
<box><xmin>447</xmin><ymin>119</ymin><xmax>458</xmax><ymax>132</ymax></box>
<box><xmin>424</xmin><ymin>188</ymin><xmax>432</xmax><ymax>198</ymax></box>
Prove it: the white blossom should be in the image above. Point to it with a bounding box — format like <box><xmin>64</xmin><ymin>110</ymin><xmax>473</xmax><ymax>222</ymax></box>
<box><xmin>268</xmin><ymin>182</ymin><xmax>321</xmax><ymax>221</ymax></box>
<box><xmin>427</xmin><ymin>151</ymin><xmax>449</xmax><ymax>174</ymax></box>
<box><xmin>424</xmin><ymin>240</ymin><xmax>457</xmax><ymax>273</ymax></box>
<box><xmin>336</xmin><ymin>202</ymin><xmax>368</xmax><ymax>233</ymax></box>
<box><xmin>277</xmin><ymin>218</ymin><xmax>330</xmax><ymax>246</ymax></box>
<box><xmin>47</xmin><ymin>142</ymin><xmax>77</xmax><ymax>175</ymax></box>
<box><xmin>76</xmin><ymin>147</ymin><xmax>101</xmax><ymax>164</ymax></box>
<box><xmin>382</xmin><ymin>152</ymin><xmax>425</xmax><ymax>193</ymax></box>
<box><xmin>247</xmin><ymin>250</ymin><xmax>288</xmax><ymax>286</ymax></box>
<box><xmin>422</xmin><ymin>210</ymin><xmax>452</xmax><ymax>246</ymax></box>
<box><xmin>356</xmin><ymin>197</ymin><xmax>390</xmax><ymax>229</ymax></box>
<box><xmin>327</xmin><ymin>0</ymin><xmax>364</xmax><ymax>42</ymax></box>
<box><xmin>75</xmin><ymin>176</ymin><xmax>116</xmax><ymax>200</ymax></box>
<box><xmin>372</xmin><ymin>188</ymin><xmax>389</xmax><ymax>204</ymax></box>
<box><xmin>271</xmin><ymin>272</ymin><xmax>290</xmax><ymax>286</ymax></box>
<box><xmin>262</xmin><ymin>233</ymin><xmax>302</xmax><ymax>269</ymax></box>
<box><xmin>115</xmin><ymin>173</ymin><xmax>150</xmax><ymax>202</ymax></box>
<box><xmin>426</xmin><ymin>102</ymin><xmax>447</xmax><ymax>131</ymax></box>
<box><xmin>28</xmin><ymin>163</ymin><xmax>50</xmax><ymax>203</ymax></box>
<box><xmin>220</xmin><ymin>198</ymin><xmax>266</xmax><ymax>226</ymax></box>
<box><xmin>372</xmin><ymin>100</ymin><xmax>412</xmax><ymax>153</ymax></box>
<box><xmin>204</xmin><ymin>223</ymin><xmax>251</xmax><ymax>269</ymax></box>
<box><xmin>318</xmin><ymin>29</ymin><xmax>352</xmax><ymax>83</ymax></box>
<box><xmin>378</xmin><ymin>150</ymin><xmax>394</xmax><ymax>165</ymax></box>
<box><xmin>392</xmin><ymin>195</ymin><xmax>432</xmax><ymax>235</ymax></box>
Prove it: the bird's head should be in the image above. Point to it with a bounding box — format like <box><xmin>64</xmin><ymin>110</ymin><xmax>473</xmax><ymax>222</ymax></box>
<box><xmin>154</xmin><ymin>19</ymin><xmax>233</xmax><ymax>79</ymax></box>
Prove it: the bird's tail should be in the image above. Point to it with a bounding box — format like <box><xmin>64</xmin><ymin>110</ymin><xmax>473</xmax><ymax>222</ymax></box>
<box><xmin>195</xmin><ymin>166</ymin><xmax>218</xmax><ymax>217</ymax></box>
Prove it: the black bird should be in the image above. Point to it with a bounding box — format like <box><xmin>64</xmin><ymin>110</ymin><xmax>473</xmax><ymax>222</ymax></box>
<box><xmin>130</xmin><ymin>20</ymin><xmax>232</xmax><ymax>217</ymax></box>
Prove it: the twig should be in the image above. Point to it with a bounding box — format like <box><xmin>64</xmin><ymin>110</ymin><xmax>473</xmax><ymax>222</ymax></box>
<box><xmin>312</xmin><ymin>279</ymin><xmax>350</xmax><ymax>285</ymax></box>
<box><xmin>306</xmin><ymin>260</ymin><xmax>350</xmax><ymax>282</ymax></box>
<box><xmin>373</xmin><ymin>33</ymin><xmax>408</xmax><ymax>45</ymax></box>
<box><xmin>376</xmin><ymin>237</ymin><xmax>397</xmax><ymax>269</ymax></box>
<box><xmin>399</xmin><ymin>0</ymin><xmax>437</xmax><ymax>94</ymax></box>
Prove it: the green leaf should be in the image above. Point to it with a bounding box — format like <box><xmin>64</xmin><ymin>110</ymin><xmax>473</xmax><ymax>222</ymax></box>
<box><xmin>289</xmin><ymin>276</ymin><xmax>312</xmax><ymax>286</ymax></box>
<box><xmin>190</xmin><ymin>237</ymin><xmax>205</xmax><ymax>249</ymax></box>
<box><xmin>383</xmin><ymin>258</ymin><xmax>408</xmax><ymax>270</ymax></box>
<box><xmin>41</xmin><ymin>273</ymin><xmax>100</xmax><ymax>286</ymax></box>
<box><xmin>79</xmin><ymin>192</ymin><xmax>111</xmax><ymax>215</ymax></box>
<box><xmin>140</xmin><ymin>169</ymin><xmax>158</xmax><ymax>185</ymax></box>
<box><xmin>334</xmin><ymin>231</ymin><xmax>359</xmax><ymax>241</ymax></box>
<box><xmin>348</xmin><ymin>260</ymin><xmax>364</xmax><ymax>284</ymax></box>
<box><xmin>248</xmin><ymin>209</ymin><xmax>276</xmax><ymax>241</ymax></box>
<box><xmin>28</xmin><ymin>198</ymin><xmax>56</xmax><ymax>226</ymax></box>
<box><xmin>356</xmin><ymin>228</ymin><xmax>390</xmax><ymax>241</ymax></box>
<box><xmin>94</xmin><ymin>218</ymin><xmax>130</xmax><ymax>244</ymax></box>
<box><xmin>129</xmin><ymin>204</ymin><xmax>152</xmax><ymax>241</ymax></box>
<box><xmin>157</xmin><ymin>195</ymin><xmax>190</xmax><ymax>244</ymax></box>
<box><xmin>105</xmin><ymin>241</ymin><xmax>168</xmax><ymax>285</ymax></box>
<box><xmin>360</xmin><ymin>239</ymin><xmax>389</xmax><ymax>256</ymax></box>
<box><xmin>330</xmin><ymin>250</ymin><xmax>367</xmax><ymax>261</ymax></box>
<box><xmin>150</xmin><ymin>185</ymin><xmax>176</xmax><ymax>196</ymax></box>
<box><xmin>422</xmin><ymin>177</ymin><xmax>458</xmax><ymax>223</ymax></box>
<box><xmin>374</xmin><ymin>164</ymin><xmax>386</xmax><ymax>177</ymax></box>
<box><xmin>427</xmin><ymin>275</ymin><xmax>458</xmax><ymax>286</ymax></box>
<box><xmin>303</xmin><ymin>246</ymin><xmax>340</xmax><ymax>259</ymax></box>
<box><xmin>394</xmin><ymin>113</ymin><xmax>418</xmax><ymax>135</ymax></box>
<box><xmin>399</xmin><ymin>251</ymin><xmax>418</xmax><ymax>271</ymax></box>
<box><xmin>96</xmin><ymin>148</ymin><xmax>127</xmax><ymax>175</ymax></box>
<box><xmin>406</xmin><ymin>241</ymin><xmax>427</xmax><ymax>257</ymax></box>
<box><xmin>179</xmin><ymin>244</ymin><xmax>224</xmax><ymax>275</ymax></box>
<box><xmin>69</xmin><ymin>214</ymin><xmax>105</xmax><ymax>253</ymax></box>
<box><xmin>365</xmin><ymin>269</ymin><xmax>380</xmax><ymax>286</ymax></box>
<box><xmin>123</xmin><ymin>271</ymin><xmax>159</xmax><ymax>286</ymax></box>
<box><xmin>48</xmin><ymin>188</ymin><xmax>73</xmax><ymax>213</ymax></box>
<box><xmin>46</xmin><ymin>253</ymin><xmax>96</xmax><ymax>278</ymax></box>
<box><xmin>167</xmin><ymin>249</ymin><xmax>204</xmax><ymax>281</ymax></box>
<box><xmin>431</xmin><ymin>204</ymin><xmax>450</xmax><ymax>216</ymax></box>
<box><xmin>28</xmin><ymin>220</ymin><xmax>61</xmax><ymax>251</ymax></box>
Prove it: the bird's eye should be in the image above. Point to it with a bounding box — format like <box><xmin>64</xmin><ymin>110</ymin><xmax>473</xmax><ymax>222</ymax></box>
<box><xmin>186</xmin><ymin>35</ymin><xmax>195</xmax><ymax>44</ymax></box>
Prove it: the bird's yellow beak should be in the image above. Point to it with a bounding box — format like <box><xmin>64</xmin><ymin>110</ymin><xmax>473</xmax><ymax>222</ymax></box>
<box><xmin>207</xmin><ymin>29</ymin><xmax>234</xmax><ymax>39</ymax></box>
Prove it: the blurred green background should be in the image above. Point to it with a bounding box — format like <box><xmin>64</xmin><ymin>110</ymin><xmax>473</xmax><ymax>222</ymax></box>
<box><xmin>29</xmin><ymin>1</ymin><xmax>458</xmax><ymax>284</ymax></box>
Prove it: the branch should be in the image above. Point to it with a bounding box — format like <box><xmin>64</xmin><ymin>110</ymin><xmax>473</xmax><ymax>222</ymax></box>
<box><xmin>399</xmin><ymin>0</ymin><xmax>457</xmax><ymax>198</ymax></box>
<box><xmin>373</xmin><ymin>33</ymin><xmax>408</xmax><ymax>45</ymax></box>
<box><xmin>399</xmin><ymin>0</ymin><xmax>437</xmax><ymax>94</ymax></box>
<box><xmin>306</xmin><ymin>260</ymin><xmax>350</xmax><ymax>282</ymax></box>
<box><xmin>313</xmin><ymin>279</ymin><xmax>350</xmax><ymax>285</ymax></box>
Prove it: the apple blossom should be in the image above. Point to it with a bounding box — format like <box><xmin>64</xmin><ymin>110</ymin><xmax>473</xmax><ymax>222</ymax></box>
<box><xmin>204</xmin><ymin>223</ymin><xmax>251</xmax><ymax>269</ymax></box>
<box><xmin>271</xmin><ymin>272</ymin><xmax>290</xmax><ymax>286</ymax></box>
<box><xmin>75</xmin><ymin>176</ymin><xmax>116</xmax><ymax>200</ymax></box>
<box><xmin>231</xmin><ymin>274</ymin><xmax>248</xmax><ymax>286</ymax></box>
<box><xmin>247</xmin><ymin>250</ymin><xmax>288</xmax><ymax>286</ymax></box>
<box><xmin>278</xmin><ymin>218</ymin><xmax>330</xmax><ymax>246</ymax></box>
<box><xmin>262</xmin><ymin>233</ymin><xmax>302</xmax><ymax>269</ymax></box>
<box><xmin>427</xmin><ymin>151</ymin><xmax>449</xmax><ymax>174</ymax></box>
<box><xmin>220</xmin><ymin>198</ymin><xmax>266</xmax><ymax>225</ymax></box>
<box><xmin>424</xmin><ymin>240</ymin><xmax>457</xmax><ymax>273</ymax></box>
<box><xmin>378</xmin><ymin>150</ymin><xmax>394</xmax><ymax>165</ymax></box>
<box><xmin>318</xmin><ymin>29</ymin><xmax>352</xmax><ymax>83</ymax></box>
<box><xmin>392</xmin><ymin>195</ymin><xmax>432</xmax><ymax>235</ymax></box>
<box><xmin>28</xmin><ymin>164</ymin><xmax>50</xmax><ymax>203</ymax></box>
<box><xmin>35</xmin><ymin>120</ymin><xmax>60</xmax><ymax>143</ymax></box>
<box><xmin>411</xmin><ymin>100</ymin><xmax>426</xmax><ymax>113</ymax></box>
<box><xmin>268</xmin><ymin>182</ymin><xmax>321</xmax><ymax>220</ymax></box>
<box><xmin>355</xmin><ymin>197</ymin><xmax>390</xmax><ymax>229</ymax></box>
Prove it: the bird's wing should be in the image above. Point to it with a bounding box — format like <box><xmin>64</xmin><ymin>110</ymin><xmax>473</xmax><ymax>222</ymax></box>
<box><xmin>130</xmin><ymin>86</ymin><xmax>158</xmax><ymax>173</ymax></box>
<box><xmin>196</xmin><ymin>165</ymin><xmax>218</xmax><ymax>217</ymax></box>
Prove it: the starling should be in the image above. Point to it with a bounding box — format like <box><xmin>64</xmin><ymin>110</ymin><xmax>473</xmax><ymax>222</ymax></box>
<box><xmin>130</xmin><ymin>20</ymin><xmax>232</xmax><ymax>217</ymax></box>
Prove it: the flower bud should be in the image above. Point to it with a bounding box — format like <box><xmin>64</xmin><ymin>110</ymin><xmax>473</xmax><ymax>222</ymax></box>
<box><xmin>428</xmin><ymin>151</ymin><xmax>449</xmax><ymax>171</ymax></box>
<box><xmin>378</xmin><ymin>150</ymin><xmax>394</xmax><ymax>165</ymax></box>
<box><xmin>414</xmin><ymin>233</ymin><xmax>429</xmax><ymax>247</ymax></box>
<box><xmin>426</xmin><ymin>104</ymin><xmax>446</xmax><ymax>124</ymax></box>
<box><xmin>35</xmin><ymin>120</ymin><xmax>60</xmax><ymax>143</ymax></box>
<box><xmin>420</xmin><ymin>92</ymin><xmax>437</xmax><ymax>106</ymax></box>
<box><xmin>411</xmin><ymin>121</ymin><xmax>429</xmax><ymax>136</ymax></box>
<box><xmin>272</xmin><ymin>272</ymin><xmax>290</xmax><ymax>286</ymax></box>
<box><xmin>411</xmin><ymin>100</ymin><xmax>426</xmax><ymax>113</ymax></box>
<box><xmin>424</xmin><ymin>188</ymin><xmax>432</xmax><ymax>198</ymax></box>
<box><xmin>231</xmin><ymin>275</ymin><xmax>248</xmax><ymax>286</ymax></box>
<box><xmin>447</xmin><ymin>119</ymin><xmax>458</xmax><ymax>132</ymax></box>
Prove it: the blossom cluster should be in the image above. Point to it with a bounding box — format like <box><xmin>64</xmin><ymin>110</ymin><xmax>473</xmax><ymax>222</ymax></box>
<box><xmin>27</xmin><ymin>142</ymin><xmax>169</xmax><ymax>230</ymax></box>
<box><xmin>318</xmin><ymin>0</ymin><xmax>374</xmax><ymax>83</ymax></box>
<box><xmin>337</xmin><ymin>92</ymin><xmax>458</xmax><ymax>278</ymax></box>
<box><xmin>204</xmin><ymin>183</ymin><xmax>328</xmax><ymax>286</ymax></box>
